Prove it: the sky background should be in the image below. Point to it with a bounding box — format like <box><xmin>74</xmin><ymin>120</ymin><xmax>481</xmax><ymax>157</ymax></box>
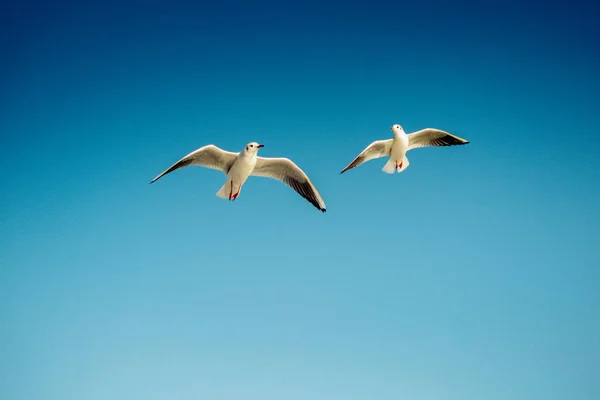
<box><xmin>1</xmin><ymin>0</ymin><xmax>599</xmax><ymax>399</ymax></box>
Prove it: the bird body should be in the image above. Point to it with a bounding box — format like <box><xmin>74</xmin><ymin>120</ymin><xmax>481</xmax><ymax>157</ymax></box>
<box><xmin>386</xmin><ymin>127</ymin><xmax>410</xmax><ymax>173</ymax></box>
<box><xmin>151</xmin><ymin>142</ymin><xmax>327</xmax><ymax>212</ymax></box>
<box><xmin>340</xmin><ymin>124</ymin><xmax>469</xmax><ymax>175</ymax></box>
<box><xmin>215</xmin><ymin>144</ymin><xmax>260</xmax><ymax>200</ymax></box>
<box><xmin>390</xmin><ymin>128</ymin><xmax>409</xmax><ymax>161</ymax></box>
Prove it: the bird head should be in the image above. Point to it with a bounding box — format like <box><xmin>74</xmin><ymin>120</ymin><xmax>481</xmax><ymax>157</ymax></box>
<box><xmin>244</xmin><ymin>142</ymin><xmax>264</xmax><ymax>154</ymax></box>
<box><xmin>390</xmin><ymin>124</ymin><xmax>404</xmax><ymax>134</ymax></box>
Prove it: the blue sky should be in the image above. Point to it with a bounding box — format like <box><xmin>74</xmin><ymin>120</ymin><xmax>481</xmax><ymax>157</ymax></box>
<box><xmin>1</xmin><ymin>1</ymin><xmax>599</xmax><ymax>399</ymax></box>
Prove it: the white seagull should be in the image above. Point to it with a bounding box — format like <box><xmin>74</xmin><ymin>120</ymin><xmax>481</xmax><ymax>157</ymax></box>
<box><xmin>340</xmin><ymin>124</ymin><xmax>469</xmax><ymax>174</ymax></box>
<box><xmin>150</xmin><ymin>142</ymin><xmax>327</xmax><ymax>212</ymax></box>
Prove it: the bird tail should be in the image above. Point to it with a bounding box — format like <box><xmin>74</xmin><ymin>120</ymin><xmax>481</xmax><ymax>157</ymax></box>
<box><xmin>397</xmin><ymin>156</ymin><xmax>410</xmax><ymax>173</ymax></box>
<box><xmin>382</xmin><ymin>159</ymin><xmax>396</xmax><ymax>174</ymax></box>
<box><xmin>216</xmin><ymin>181</ymin><xmax>230</xmax><ymax>199</ymax></box>
<box><xmin>382</xmin><ymin>156</ymin><xmax>410</xmax><ymax>174</ymax></box>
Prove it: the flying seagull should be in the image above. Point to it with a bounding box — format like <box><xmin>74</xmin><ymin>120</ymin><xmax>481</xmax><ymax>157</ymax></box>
<box><xmin>340</xmin><ymin>124</ymin><xmax>469</xmax><ymax>174</ymax></box>
<box><xmin>151</xmin><ymin>142</ymin><xmax>327</xmax><ymax>212</ymax></box>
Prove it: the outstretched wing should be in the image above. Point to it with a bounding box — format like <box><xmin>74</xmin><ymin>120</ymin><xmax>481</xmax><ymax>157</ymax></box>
<box><xmin>252</xmin><ymin>157</ymin><xmax>327</xmax><ymax>212</ymax></box>
<box><xmin>407</xmin><ymin>129</ymin><xmax>469</xmax><ymax>151</ymax></box>
<box><xmin>340</xmin><ymin>139</ymin><xmax>393</xmax><ymax>174</ymax></box>
<box><xmin>150</xmin><ymin>145</ymin><xmax>238</xmax><ymax>183</ymax></box>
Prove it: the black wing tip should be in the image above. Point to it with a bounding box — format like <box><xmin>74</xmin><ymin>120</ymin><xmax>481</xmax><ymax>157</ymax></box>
<box><xmin>311</xmin><ymin>202</ymin><xmax>327</xmax><ymax>213</ymax></box>
<box><xmin>438</xmin><ymin>135</ymin><xmax>470</xmax><ymax>147</ymax></box>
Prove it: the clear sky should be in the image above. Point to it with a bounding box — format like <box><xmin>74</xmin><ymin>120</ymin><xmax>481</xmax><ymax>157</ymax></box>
<box><xmin>1</xmin><ymin>1</ymin><xmax>599</xmax><ymax>399</ymax></box>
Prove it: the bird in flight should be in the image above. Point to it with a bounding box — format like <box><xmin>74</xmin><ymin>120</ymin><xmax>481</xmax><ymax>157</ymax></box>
<box><xmin>340</xmin><ymin>124</ymin><xmax>470</xmax><ymax>175</ymax></box>
<box><xmin>151</xmin><ymin>142</ymin><xmax>327</xmax><ymax>212</ymax></box>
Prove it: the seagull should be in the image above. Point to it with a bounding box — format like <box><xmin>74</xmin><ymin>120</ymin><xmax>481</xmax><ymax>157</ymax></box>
<box><xmin>150</xmin><ymin>142</ymin><xmax>327</xmax><ymax>212</ymax></box>
<box><xmin>340</xmin><ymin>124</ymin><xmax>469</xmax><ymax>174</ymax></box>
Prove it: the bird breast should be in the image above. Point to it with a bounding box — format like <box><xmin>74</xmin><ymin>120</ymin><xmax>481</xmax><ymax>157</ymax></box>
<box><xmin>229</xmin><ymin>155</ymin><xmax>257</xmax><ymax>181</ymax></box>
<box><xmin>391</xmin><ymin>133</ymin><xmax>409</xmax><ymax>158</ymax></box>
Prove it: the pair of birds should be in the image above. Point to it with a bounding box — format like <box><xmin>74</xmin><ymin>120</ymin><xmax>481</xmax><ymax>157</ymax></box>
<box><xmin>150</xmin><ymin>124</ymin><xmax>470</xmax><ymax>212</ymax></box>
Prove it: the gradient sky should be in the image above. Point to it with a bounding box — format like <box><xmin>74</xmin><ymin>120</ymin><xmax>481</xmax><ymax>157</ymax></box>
<box><xmin>1</xmin><ymin>1</ymin><xmax>599</xmax><ymax>399</ymax></box>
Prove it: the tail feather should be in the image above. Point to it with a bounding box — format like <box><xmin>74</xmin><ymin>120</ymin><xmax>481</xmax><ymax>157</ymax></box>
<box><xmin>397</xmin><ymin>156</ymin><xmax>410</xmax><ymax>173</ymax></box>
<box><xmin>382</xmin><ymin>159</ymin><xmax>396</xmax><ymax>174</ymax></box>
<box><xmin>216</xmin><ymin>181</ymin><xmax>230</xmax><ymax>199</ymax></box>
<box><xmin>382</xmin><ymin>156</ymin><xmax>410</xmax><ymax>174</ymax></box>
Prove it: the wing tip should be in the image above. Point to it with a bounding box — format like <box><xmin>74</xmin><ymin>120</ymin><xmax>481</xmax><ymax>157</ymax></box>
<box><xmin>340</xmin><ymin>165</ymin><xmax>352</xmax><ymax>174</ymax></box>
<box><xmin>451</xmin><ymin>133</ymin><xmax>469</xmax><ymax>145</ymax></box>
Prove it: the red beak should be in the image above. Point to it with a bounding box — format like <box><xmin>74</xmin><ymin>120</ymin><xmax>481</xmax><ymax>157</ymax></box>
<box><xmin>257</xmin><ymin>144</ymin><xmax>264</xmax><ymax>148</ymax></box>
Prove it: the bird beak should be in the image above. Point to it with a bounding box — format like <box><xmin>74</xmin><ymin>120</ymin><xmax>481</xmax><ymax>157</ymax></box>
<box><xmin>257</xmin><ymin>144</ymin><xmax>264</xmax><ymax>148</ymax></box>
